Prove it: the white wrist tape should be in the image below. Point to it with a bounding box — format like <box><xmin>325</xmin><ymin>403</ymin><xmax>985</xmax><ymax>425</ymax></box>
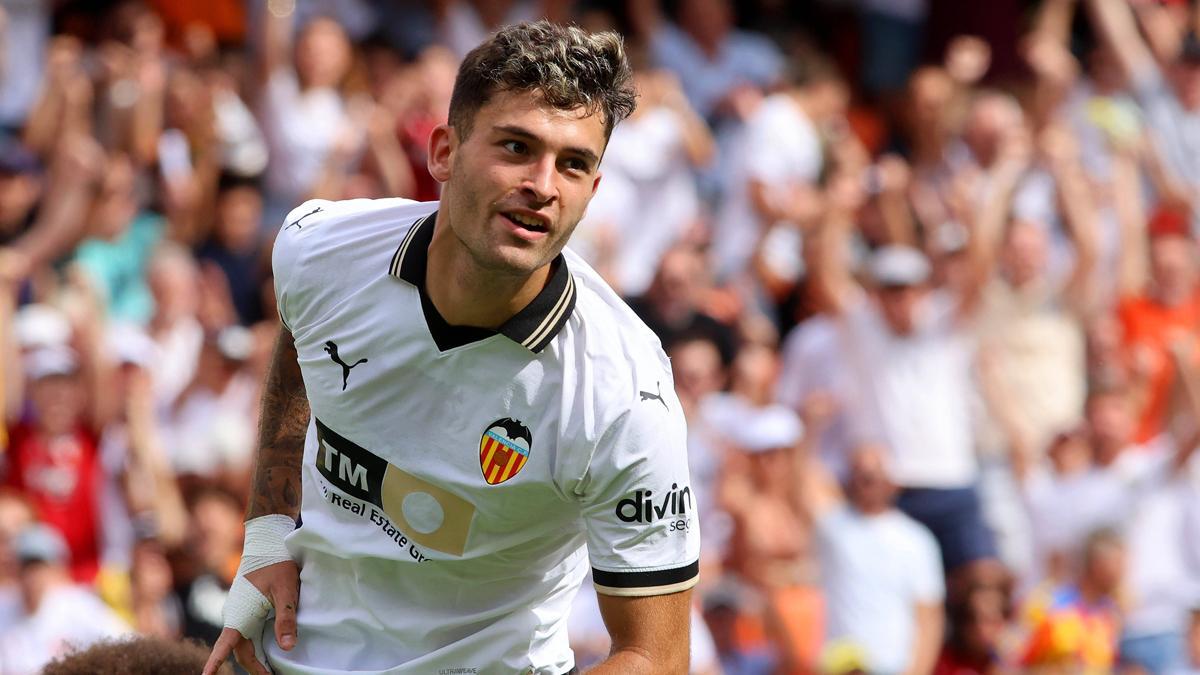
<box><xmin>223</xmin><ymin>514</ymin><xmax>296</xmax><ymax>639</ymax></box>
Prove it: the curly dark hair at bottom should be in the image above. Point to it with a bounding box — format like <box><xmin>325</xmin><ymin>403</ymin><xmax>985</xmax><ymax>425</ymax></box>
<box><xmin>42</xmin><ymin>636</ymin><xmax>233</xmax><ymax>675</ymax></box>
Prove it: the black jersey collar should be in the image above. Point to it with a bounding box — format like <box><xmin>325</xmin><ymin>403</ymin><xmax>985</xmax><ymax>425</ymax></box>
<box><xmin>388</xmin><ymin>211</ymin><xmax>576</xmax><ymax>354</ymax></box>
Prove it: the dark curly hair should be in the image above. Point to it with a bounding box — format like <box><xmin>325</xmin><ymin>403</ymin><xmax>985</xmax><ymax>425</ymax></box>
<box><xmin>42</xmin><ymin>636</ymin><xmax>233</xmax><ymax>675</ymax></box>
<box><xmin>448</xmin><ymin>20</ymin><xmax>636</xmax><ymax>140</ymax></box>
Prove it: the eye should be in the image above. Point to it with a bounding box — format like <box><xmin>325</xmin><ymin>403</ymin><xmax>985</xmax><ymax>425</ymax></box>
<box><xmin>502</xmin><ymin>140</ymin><xmax>527</xmax><ymax>155</ymax></box>
<box><xmin>563</xmin><ymin>157</ymin><xmax>589</xmax><ymax>173</ymax></box>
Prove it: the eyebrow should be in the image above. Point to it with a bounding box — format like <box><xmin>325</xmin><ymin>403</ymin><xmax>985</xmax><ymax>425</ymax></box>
<box><xmin>493</xmin><ymin>124</ymin><xmax>600</xmax><ymax>168</ymax></box>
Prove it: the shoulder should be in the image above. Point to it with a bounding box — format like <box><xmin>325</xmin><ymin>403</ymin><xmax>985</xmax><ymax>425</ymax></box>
<box><xmin>556</xmin><ymin>249</ymin><xmax>684</xmax><ymax>449</ymax></box>
<box><xmin>278</xmin><ymin>197</ymin><xmax>433</xmax><ymax>243</ymax></box>
<box><xmin>273</xmin><ymin>198</ymin><xmax>434</xmax><ymax>272</ymax></box>
<box><xmin>272</xmin><ymin>198</ymin><xmax>435</xmax><ymax>329</ymax></box>
<box><xmin>888</xmin><ymin>511</ymin><xmax>940</xmax><ymax>553</ymax></box>
<box><xmin>561</xmin><ymin>248</ymin><xmax>673</xmax><ymax>384</ymax></box>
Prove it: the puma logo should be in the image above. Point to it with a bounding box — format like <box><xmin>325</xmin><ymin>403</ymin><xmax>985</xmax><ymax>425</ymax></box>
<box><xmin>639</xmin><ymin>381</ymin><xmax>668</xmax><ymax>411</ymax></box>
<box><xmin>324</xmin><ymin>340</ymin><xmax>367</xmax><ymax>391</ymax></box>
<box><xmin>285</xmin><ymin>206</ymin><xmax>323</xmax><ymax>230</ymax></box>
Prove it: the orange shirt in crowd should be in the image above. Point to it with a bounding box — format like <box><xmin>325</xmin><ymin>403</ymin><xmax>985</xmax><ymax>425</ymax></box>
<box><xmin>146</xmin><ymin>0</ymin><xmax>246</xmax><ymax>46</ymax></box>
<box><xmin>1116</xmin><ymin>287</ymin><xmax>1200</xmax><ymax>444</ymax></box>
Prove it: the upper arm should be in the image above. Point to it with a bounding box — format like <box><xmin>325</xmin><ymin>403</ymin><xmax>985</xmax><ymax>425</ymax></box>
<box><xmin>596</xmin><ymin>589</ymin><xmax>692</xmax><ymax>670</ymax></box>
<box><xmin>911</xmin><ymin>529</ymin><xmax>946</xmax><ymax>603</ymax></box>
<box><xmin>578</xmin><ymin>374</ymin><xmax>700</xmax><ymax>598</ymax></box>
<box><xmin>1086</xmin><ymin>0</ymin><xmax>1158</xmax><ymax>82</ymax></box>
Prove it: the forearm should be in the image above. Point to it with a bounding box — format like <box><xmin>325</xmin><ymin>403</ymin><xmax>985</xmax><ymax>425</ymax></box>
<box><xmin>369</xmin><ymin>130</ymin><xmax>417</xmax><ymax>199</ymax></box>
<box><xmin>594</xmin><ymin>590</ymin><xmax>691</xmax><ymax>675</ymax></box>
<box><xmin>588</xmin><ymin>649</ymin><xmax>680</xmax><ymax>674</ymax></box>
<box><xmin>1112</xmin><ymin>147</ymin><xmax>1148</xmax><ymax>297</ymax></box>
<box><xmin>906</xmin><ymin>604</ymin><xmax>944</xmax><ymax>675</ymax></box>
<box><xmin>258</xmin><ymin>0</ymin><xmax>294</xmax><ymax>84</ymax></box>
<box><xmin>1051</xmin><ymin>157</ymin><xmax>1099</xmax><ymax>312</ymax></box>
<box><xmin>963</xmin><ymin>160</ymin><xmax>1023</xmax><ymax>304</ymax></box>
<box><xmin>1085</xmin><ymin>0</ymin><xmax>1156</xmax><ymax>80</ymax></box>
<box><xmin>810</xmin><ymin>209</ymin><xmax>856</xmax><ymax>315</ymax></box>
<box><xmin>877</xmin><ymin>191</ymin><xmax>917</xmax><ymax>246</ymax></box>
<box><xmin>247</xmin><ymin>328</ymin><xmax>310</xmax><ymax>521</ymax></box>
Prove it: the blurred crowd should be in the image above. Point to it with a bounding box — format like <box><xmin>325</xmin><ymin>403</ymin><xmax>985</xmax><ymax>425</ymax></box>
<box><xmin>1</xmin><ymin>0</ymin><xmax>1200</xmax><ymax>673</ymax></box>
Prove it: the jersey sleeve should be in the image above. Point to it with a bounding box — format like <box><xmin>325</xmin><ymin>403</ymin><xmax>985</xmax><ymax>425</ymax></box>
<box><xmin>578</xmin><ymin>382</ymin><xmax>700</xmax><ymax>597</ymax></box>
<box><xmin>271</xmin><ymin>200</ymin><xmax>328</xmax><ymax>332</ymax></box>
<box><xmin>908</xmin><ymin>524</ymin><xmax>946</xmax><ymax>604</ymax></box>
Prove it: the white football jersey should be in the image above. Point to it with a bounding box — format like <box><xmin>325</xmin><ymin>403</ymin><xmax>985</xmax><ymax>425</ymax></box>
<box><xmin>262</xmin><ymin>198</ymin><xmax>700</xmax><ymax>674</ymax></box>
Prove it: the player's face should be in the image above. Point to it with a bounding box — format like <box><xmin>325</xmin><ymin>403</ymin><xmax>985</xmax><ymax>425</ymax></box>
<box><xmin>429</xmin><ymin>90</ymin><xmax>605</xmax><ymax>276</ymax></box>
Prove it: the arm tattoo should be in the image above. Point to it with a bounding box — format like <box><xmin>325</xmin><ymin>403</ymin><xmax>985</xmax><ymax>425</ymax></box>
<box><xmin>247</xmin><ymin>328</ymin><xmax>310</xmax><ymax>521</ymax></box>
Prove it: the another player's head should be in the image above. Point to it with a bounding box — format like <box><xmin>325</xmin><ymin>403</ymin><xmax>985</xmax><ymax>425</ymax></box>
<box><xmin>429</xmin><ymin>21</ymin><xmax>636</xmax><ymax>276</ymax></box>
<box><xmin>42</xmin><ymin>636</ymin><xmax>233</xmax><ymax>675</ymax></box>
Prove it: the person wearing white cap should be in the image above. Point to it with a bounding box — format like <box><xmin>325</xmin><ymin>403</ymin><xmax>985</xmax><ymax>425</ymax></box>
<box><xmin>0</xmin><ymin>524</ymin><xmax>129</xmax><ymax>674</ymax></box>
<box><xmin>709</xmin><ymin>397</ymin><xmax>826</xmax><ymax>671</ymax></box>
<box><xmin>811</xmin><ymin>211</ymin><xmax>1003</xmax><ymax>590</ymax></box>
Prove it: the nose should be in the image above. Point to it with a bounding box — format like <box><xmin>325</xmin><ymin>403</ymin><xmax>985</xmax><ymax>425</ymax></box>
<box><xmin>519</xmin><ymin>156</ymin><xmax>557</xmax><ymax>204</ymax></box>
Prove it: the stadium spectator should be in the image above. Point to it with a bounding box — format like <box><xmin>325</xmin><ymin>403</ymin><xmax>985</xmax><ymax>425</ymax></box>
<box><xmin>178</xmin><ymin>486</ymin><xmax>243</xmax><ymax>647</ymax></box>
<box><xmin>1087</xmin><ymin>0</ymin><xmax>1200</xmax><ymax>202</ymax></box>
<box><xmin>935</xmin><ymin>582</ymin><xmax>1013</xmax><ymax>675</ymax></box>
<box><xmin>574</xmin><ymin>66</ymin><xmax>714</xmax><ymax>297</ymax></box>
<box><xmin>713</xmin><ymin>53</ymin><xmax>848</xmax><ymax>285</ymax></box>
<box><xmin>1019</xmin><ymin>528</ymin><xmax>1127</xmax><ymax>671</ymax></box>
<box><xmin>632</xmin><ymin>0</ymin><xmax>783</xmax><ymax>126</ymax></box>
<box><xmin>810</xmin><ymin>209</ymin><xmax>1002</xmax><ymax>587</ymax></box>
<box><xmin>3</xmin><ymin>347</ymin><xmax>106</xmax><ymax>583</ymax></box>
<box><xmin>628</xmin><ymin>244</ymin><xmax>739</xmax><ymax>364</ymax></box>
<box><xmin>256</xmin><ymin>5</ymin><xmax>356</xmax><ymax>225</ymax></box>
<box><xmin>1116</xmin><ymin>207</ymin><xmax>1200</xmax><ymax>444</ymax></box>
<box><xmin>0</xmin><ymin>524</ymin><xmax>129</xmax><ymax>674</ymax></box>
<box><xmin>792</xmin><ymin>425</ymin><xmax>945</xmax><ymax>675</ymax></box>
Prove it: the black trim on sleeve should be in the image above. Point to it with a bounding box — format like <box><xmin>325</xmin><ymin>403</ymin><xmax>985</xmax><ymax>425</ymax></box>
<box><xmin>592</xmin><ymin>561</ymin><xmax>699</xmax><ymax>590</ymax></box>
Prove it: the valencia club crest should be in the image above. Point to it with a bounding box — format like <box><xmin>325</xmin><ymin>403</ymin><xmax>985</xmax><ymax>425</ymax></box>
<box><xmin>479</xmin><ymin>418</ymin><xmax>532</xmax><ymax>485</ymax></box>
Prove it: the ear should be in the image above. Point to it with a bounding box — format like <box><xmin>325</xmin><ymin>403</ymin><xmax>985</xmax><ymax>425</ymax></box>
<box><xmin>590</xmin><ymin>171</ymin><xmax>602</xmax><ymax>198</ymax></box>
<box><xmin>427</xmin><ymin>124</ymin><xmax>456</xmax><ymax>183</ymax></box>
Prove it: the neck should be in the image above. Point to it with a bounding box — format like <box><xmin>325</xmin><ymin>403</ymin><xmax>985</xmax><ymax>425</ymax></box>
<box><xmin>425</xmin><ymin>210</ymin><xmax>550</xmax><ymax>328</ymax></box>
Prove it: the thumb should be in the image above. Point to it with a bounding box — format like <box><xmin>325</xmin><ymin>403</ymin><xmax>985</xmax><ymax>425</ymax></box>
<box><xmin>271</xmin><ymin>580</ymin><xmax>300</xmax><ymax>651</ymax></box>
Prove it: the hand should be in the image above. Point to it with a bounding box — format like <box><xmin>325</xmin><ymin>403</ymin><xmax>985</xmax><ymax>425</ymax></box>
<box><xmin>945</xmin><ymin>35</ymin><xmax>991</xmax><ymax>85</ymax></box>
<box><xmin>46</xmin><ymin>36</ymin><xmax>84</xmax><ymax>86</ymax></box>
<box><xmin>203</xmin><ymin>560</ymin><xmax>300</xmax><ymax>675</ymax></box>
<box><xmin>1022</xmin><ymin>33</ymin><xmax>1078</xmax><ymax>86</ymax></box>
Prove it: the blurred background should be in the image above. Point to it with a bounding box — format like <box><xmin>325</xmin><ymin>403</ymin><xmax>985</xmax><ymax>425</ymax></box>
<box><xmin>0</xmin><ymin>0</ymin><xmax>1199</xmax><ymax>673</ymax></box>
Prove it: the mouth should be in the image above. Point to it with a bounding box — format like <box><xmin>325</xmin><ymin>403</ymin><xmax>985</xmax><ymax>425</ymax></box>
<box><xmin>498</xmin><ymin>210</ymin><xmax>550</xmax><ymax>239</ymax></box>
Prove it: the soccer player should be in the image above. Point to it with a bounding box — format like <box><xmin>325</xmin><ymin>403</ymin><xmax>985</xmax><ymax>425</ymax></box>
<box><xmin>202</xmin><ymin>21</ymin><xmax>699</xmax><ymax>675</ymax></box>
